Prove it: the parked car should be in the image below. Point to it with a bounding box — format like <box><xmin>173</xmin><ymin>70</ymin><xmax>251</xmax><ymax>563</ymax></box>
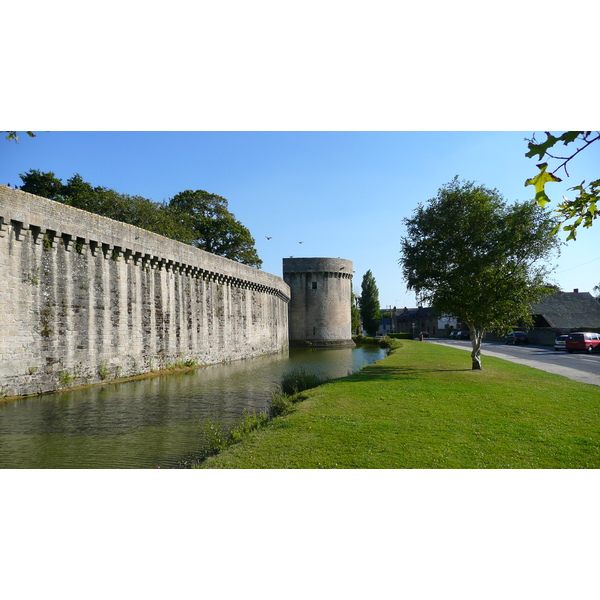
<box><xmin>456</xmin><ymin>330</ymin><xmax>470</xmax><ymax>340</ymax></box>
<box><xmin>566</xmin><ymin>332</ymin><xmax>600</xmax><ymax>353</ymax></box>
<box><xmin>419</xmin><ymin>331</ymin><xmax>430</xmax><ymax>339</ymax></box>
<box><xmin>448</xmin><ymin>331</ymin><xmax>457</xmax><ymax>339</ymax></box>
<box><xmin>504</xmin><ymin>331</ymin><xmax>529</xmax><ymax>345</ymax></box>
<box><xmin>554</xmin><ymin>335</ymin><xmax>568</xmax><ymax>351</ymax></box>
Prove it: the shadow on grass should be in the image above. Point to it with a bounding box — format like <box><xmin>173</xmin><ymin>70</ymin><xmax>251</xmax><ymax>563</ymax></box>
<box><xmin>339</xmin><ymin>365</ymin><xmax>473</xmax><ymax>382</ymax></box>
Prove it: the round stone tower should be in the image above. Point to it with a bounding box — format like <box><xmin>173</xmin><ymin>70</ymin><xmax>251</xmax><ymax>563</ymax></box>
<box><xmin>283</xmin><ymin>257</ymin><xmax>354</xmax><ymax>347</ymax></box>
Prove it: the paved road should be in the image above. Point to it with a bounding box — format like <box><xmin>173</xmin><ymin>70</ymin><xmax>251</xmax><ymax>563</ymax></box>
<box><xmin>425</xmin><ymin>338</ymin><xmax>600</xmax><ymax>386</ymax></box>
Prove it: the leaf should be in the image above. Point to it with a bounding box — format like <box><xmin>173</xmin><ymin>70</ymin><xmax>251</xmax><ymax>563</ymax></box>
<box><xmin>4</xmin><ymin>131</ymin><xmax>36</xmax><ymax>143</ymax></box>
<box><xmin>525</xmin><ymin>131</ymin><xmax>583</xmax><ymax>159</ymax></box>
<box><xmin>525</xmin><ymin>132</ymin><xmax>559</xmax><ymax>159</ymax></box>
<box><xmin>525</xmin><ymin>163</ymin><xmax>562</xmax><ymax>206</ymax></box>
<box><xmin>559</xmin><ymin>131</ymin><xmax>582</xmax><ymax>145</ymax></box>
<box><xmin>563</xmin><ymin>224</ymin><xmax>577</xmax><ymax>241</ymax></box>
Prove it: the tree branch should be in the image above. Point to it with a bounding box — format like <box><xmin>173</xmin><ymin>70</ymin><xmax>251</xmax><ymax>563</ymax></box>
<box><xmin>549</xmin><ymin>132</ymin><xmax>600</xmax><ymax>178</ymax></box>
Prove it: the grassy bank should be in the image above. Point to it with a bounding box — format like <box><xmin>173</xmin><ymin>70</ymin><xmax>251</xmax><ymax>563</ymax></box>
<box><xmin>200</xmin><ymin>340</ymin><xmax>600</xmax><ymax>468</ymax></box>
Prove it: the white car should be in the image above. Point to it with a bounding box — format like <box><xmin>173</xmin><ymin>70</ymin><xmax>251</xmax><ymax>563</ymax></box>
<box><xmin>554</xmin><ymin>335</ymin><xmax>568</xmax><ymax>350</ymax></box>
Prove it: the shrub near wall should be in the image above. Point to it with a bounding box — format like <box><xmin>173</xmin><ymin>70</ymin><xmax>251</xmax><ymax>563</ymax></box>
<box><xmin>352</xmin><ymin>335</ymin><xmax>402</xmax><ymax>350</ymax></box>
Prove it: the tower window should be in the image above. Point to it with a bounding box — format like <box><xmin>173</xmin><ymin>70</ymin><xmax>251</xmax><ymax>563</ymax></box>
<box><xmin>312</xmin><ymin>281</ymin><xmax>317</xmax><ymax>289</ymax></box>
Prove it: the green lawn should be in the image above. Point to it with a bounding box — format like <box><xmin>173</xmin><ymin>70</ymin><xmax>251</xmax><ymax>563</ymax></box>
<box><xmin>201</xmin><ymin>341</ymin><xmax>600</xmax><ymax>468</ymax></box>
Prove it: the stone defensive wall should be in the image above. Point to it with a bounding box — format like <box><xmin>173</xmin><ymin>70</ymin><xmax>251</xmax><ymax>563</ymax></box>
<box><xmin>0</xmin><ymin>185</ymin><xmax>290</xmax><ymax>398</ymax></box>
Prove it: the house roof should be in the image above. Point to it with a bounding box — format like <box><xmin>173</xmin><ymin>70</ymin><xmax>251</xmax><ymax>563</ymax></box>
<box><xmin>530</xmin><ymin>292</ymin><xmax>600</xmax><ymax>328</ymax></box>
<box><xmin>394</xmin><ymin>306</ymin><xmax>437</xmax><ymax>322</ymax></box>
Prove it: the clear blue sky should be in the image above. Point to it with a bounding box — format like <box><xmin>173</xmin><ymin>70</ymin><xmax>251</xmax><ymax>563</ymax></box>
<box><xmin>2</xmin><ymin>131</ymin><xmax>599</xmax><ymax>307</ymax></box>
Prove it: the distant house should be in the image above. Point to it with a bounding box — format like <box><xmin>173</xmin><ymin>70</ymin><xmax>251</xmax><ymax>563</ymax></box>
<box><xmin>377</xmin><ymin>317</ymin><xmax>394</xmax><ymax>336</ymax></box>
<box><xmin>531</xmin><ymin>290</ymin><xmax>600</xmax><ymax>329</ymax></box>
<box><xmin>523</xmin><ymin>290</ymin><xmax>600</xmax><ymax>344</ymax></box>
<box><xmin>379</xmin><ymin>306</ymin><xmax>458</xmax><ymax>337</ymax></box>
<box><xmin>483</xmin><ymin>290</ymin><xmax>600</xmax><ymax>345</ymax></box>
<box><xmin>377</xmin><ymin>290</ymin><xmax>600</xmax><ymax>343</ymax></box>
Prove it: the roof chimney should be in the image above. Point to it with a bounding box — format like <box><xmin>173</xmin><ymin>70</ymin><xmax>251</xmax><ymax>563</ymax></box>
<box><xmin>574</xmin><ymin>288</ymin><xmax>579</xmax><ymax>293</ymax></box>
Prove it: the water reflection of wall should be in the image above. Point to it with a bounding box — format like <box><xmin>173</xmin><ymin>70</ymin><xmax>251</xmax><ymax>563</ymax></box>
<box><xmin>0</xmin><ymin>346</ymin><xmax>385</xmax><ymax>468</ymax></box>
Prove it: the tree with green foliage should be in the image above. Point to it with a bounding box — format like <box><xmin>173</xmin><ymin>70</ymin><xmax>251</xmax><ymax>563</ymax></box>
<box><xmin>19</xmin><ymin>169</ymin><xmax>63</xmax><ymax>199</ymax></box>
<box><xmin>400</xmin><ymin>177</ymin><xmax>560</xmax><ymax>370</ymax></box>
<box><xmin>19</xmin><ymin>170</ymin><xmax>192</xmax><ymax>242</ymax></box>
<box><xmin>60</xmin><ymin>174</ymin><xmax>193</xmax><ymax>242</ymax></box>
<box><xmin>17</xmin><ymin>171</ymin><xmax>261</xmax><ymax>266</ymax></box>
<box><xmin>351</xmin><ymin>292</ymin><xmax>360</xmax><ymax>335</ymax></box>
<box><xmin>359</xmin><ymin>270</ymin><xmax>381</xmax><ymax>336</ymax></box>
<box><xmin>525</xmin><ymin>131</ymin><xmax>600</xmax><ymax>240</ymax></box>
<box><xmin>169</xmin><ymin>190</ymin><xmax>262</xmax><ymax>268</ymax></box>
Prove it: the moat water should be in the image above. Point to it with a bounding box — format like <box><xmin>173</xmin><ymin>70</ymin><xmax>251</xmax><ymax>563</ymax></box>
<box><xmin>0</xmin><ymin>345</ymin><xmax>386</xmax><ymax>468</ymax></box>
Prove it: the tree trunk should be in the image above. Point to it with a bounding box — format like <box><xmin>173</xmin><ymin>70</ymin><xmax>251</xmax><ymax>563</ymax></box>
<box><xmin>469</xmin><ymin>326</ymin><xmax>485</xmax><ymax>370</ymax></box>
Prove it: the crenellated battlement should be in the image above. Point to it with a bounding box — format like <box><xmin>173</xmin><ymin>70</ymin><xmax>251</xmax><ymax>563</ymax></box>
<box><xmin>0</xmin><ymin>186</ymin><xmax>289</xmax><ymax>302</ymax></box>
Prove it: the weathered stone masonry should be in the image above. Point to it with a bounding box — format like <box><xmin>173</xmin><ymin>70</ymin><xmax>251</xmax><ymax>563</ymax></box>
<box><xmin>0</xmin><ymin>186</ymin><xmax>290</xmax><ymax>397</ymax></box>
<box><xmin>283</xmin><ymin>257</ymin><xmax>354</xmax><ymax>346</ymax></box>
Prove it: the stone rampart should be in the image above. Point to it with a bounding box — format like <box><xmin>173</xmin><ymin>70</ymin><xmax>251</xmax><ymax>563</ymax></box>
<box><xmin>0</xmin><ymin>186</ymin><xmax>290</xmax><ymax>398</ymax></box>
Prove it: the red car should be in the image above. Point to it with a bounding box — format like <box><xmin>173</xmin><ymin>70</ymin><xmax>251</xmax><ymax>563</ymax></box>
<box><xmin>566</xmin><ymin>332</ymin><xmax>600</xmax><ymax>353</ymax></box>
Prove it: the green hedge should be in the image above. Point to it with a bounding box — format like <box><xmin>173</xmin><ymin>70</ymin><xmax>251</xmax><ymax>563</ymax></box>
<box><xmin>353</xmin><ymin>335</ymin><xmax>379</xmax><ymax>345</ymax></box>
<box><xmin>352</xmin><ymin>335</ymin><xmax>402</xmax><ymax>350</ymax></box>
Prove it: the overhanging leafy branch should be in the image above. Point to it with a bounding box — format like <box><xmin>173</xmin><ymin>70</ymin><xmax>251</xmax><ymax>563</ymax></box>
<box><xmin>525</xmin><ymin>131</ymin><xmax>600</xmax><ymax>240</ymax></box>
<box><xmin>4</xmin><ymin>131</ymin><xmax>36</xmax><ymax>143</ymax></box>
